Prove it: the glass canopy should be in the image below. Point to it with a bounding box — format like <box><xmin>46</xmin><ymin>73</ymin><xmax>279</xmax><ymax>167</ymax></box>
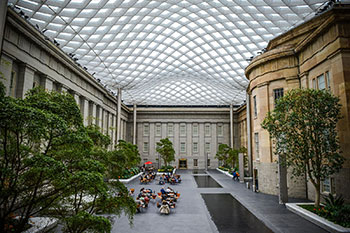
<box><xmin>9</xmin><ymin>0</ymin><xmax>324</xmax><ymax>105</ymax></box>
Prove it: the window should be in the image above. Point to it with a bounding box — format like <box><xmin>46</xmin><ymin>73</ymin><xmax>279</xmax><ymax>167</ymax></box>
<box><xmin>253</xmin><ymin>95</ymin><xmax>257</xmax><ymax>118</ymax></box>
<box><xmin>168</xmin><ymin>123</ymin><xmax>173</xmax><ymax>136</ymax></box>
<box><xmin>205</xmin><ymin>124</ymin><xmax>210</xmax><ymax>136</ymax></box>
<box><xmin>205</xmin><ymin>142</ymin><xmax>211</xmax><ymax>153</ymax></box>
<box><xmin>207</xmin><ymin>159</ymin><xmax>210</xmax><ymax>167</ymax></box>
<box><xmin>322</xmin><ymin>177</ymin><xmax>335</xmax><ymax>194</ymax></box>
<box><xmin>193</xmin><ymin>142</ymin><xmax>198</xmax><ymax>153</ymax></box>
<box><xmin>193</xmin><ymin>159</ymin><xmax>198</xmax><ymax>167</ymax></box>
<box><xmin>254</xmin><ymin>133</ymin><xmax>259</xmax><ymax>160</ymax></box>
<box><xmin>180</xmin><ymin>124</ymin><xmax>186</xmax><ymax>136</ymax></box>
<box><xmin>313</xmin><ymin>71</ymin><xmax>331</xmax><ymax>90</ymax></box>
<box><xmin>193</xmin><ymin>124</ymin><xmax>198</xmax><ymax>136</ymax></box>
<box><xmin>143</xmin><ymin>124</ymin><xmax>149</xmax><ymax>136</ymax></box>
<box><xmin>317</xmin><ymin>74</ymin><xmax>325</xmax><ymax>90</ymax></box>
<box><xmin>180</xmin><ymin>142</ymin><xmax>186</xmax><ymax>152</ymax></box>
<box><xmin>217</xmin><ymin>124</ymin><xmax>223</xmax><ymax>136</ymax></box>
<box><xmin>155</xmin><ymin>124</ymin><xmax>161</xmax><ymax>136</ymax></box>
<box><xmin>273</xmin><ymin>88</ymin><xmax>284</xmax><ymax>106</ymax></box>
<box><xmin>143</xmin><ymin>142</ymin><xmax>149</xmax><ymax>152</ymax></box>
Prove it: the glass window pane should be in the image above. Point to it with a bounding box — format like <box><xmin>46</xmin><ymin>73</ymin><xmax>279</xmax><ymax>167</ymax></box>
<box><xmin>317</xmin><ymin>74</ymin><xmax>325</xmax><ymax>90</ymax></box>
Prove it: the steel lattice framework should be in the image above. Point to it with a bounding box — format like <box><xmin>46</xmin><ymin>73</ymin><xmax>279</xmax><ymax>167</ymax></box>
<box><xmin>9</xmin><ymin>0</ymin><xmax>324</xmax><ymax>105</ymax></box>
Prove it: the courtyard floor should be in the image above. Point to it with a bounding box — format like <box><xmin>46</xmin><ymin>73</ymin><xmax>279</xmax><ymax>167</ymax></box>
<box><xmin>111</xmin><ymin>169</ymin><xmax>328</xmax><ymax>233</ymax></box>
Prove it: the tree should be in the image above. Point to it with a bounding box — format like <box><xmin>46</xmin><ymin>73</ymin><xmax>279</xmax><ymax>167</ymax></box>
<box><xmin>0</xmin><ymin>85</ymin><xmax>136</xmax><ymax>233</ymax></box>
<box><xmin>156</xmin><ymin>138</ymin><xmax>175</xmax><ymax>167</ymax></box>
<box><xmin>261</xmin><ymin>88</ymin><xmax>344</xmax><ymax>207</ymax></box>
<box><xmin>215</xmin><ymin>144</ymin><xmax>246</xmax><ymax>169</ymax></box>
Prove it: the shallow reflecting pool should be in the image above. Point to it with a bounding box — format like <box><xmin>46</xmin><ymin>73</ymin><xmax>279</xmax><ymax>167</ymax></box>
<box><xmin>194</xmin><ymin>175</ymin><xmax>222</xmax><ymax>188</ymax></box>
<box><xmin>192</xmin><ymin>169</ymin><xmax>207</xmax><ymax>174</ymax></box>
<box><xmin>202</xmin><ymin>194</ymin><xmax>272</xmax><ymax>233</ymax></box>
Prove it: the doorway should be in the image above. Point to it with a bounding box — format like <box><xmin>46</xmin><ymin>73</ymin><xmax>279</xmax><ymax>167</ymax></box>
<box><xmin>178</xmin><ymin>159</ymin><xmax>187</xmax><ymax>169</ymax></box>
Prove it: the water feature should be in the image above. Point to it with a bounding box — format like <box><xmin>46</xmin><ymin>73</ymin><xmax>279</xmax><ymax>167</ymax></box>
<box><xmin>194</xmin><ymin>175</ymin><xmax>222</xmax><ymax>188</ymax></box>
<box><xmin>192</xmin><ymin>169</ymin><xmax>207</xmax><ymax>174</ymax></box>
<box><xmin>202</xmin><ymin>193</ymin><xmax>272</xmax><ymax>233</ymax></box>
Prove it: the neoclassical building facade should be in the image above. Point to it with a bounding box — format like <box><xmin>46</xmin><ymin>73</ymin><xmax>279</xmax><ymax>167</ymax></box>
<box><xmin>245</xmin><ymin>6</ymin><xmax>350</xmax><ymax>201</ymax></box>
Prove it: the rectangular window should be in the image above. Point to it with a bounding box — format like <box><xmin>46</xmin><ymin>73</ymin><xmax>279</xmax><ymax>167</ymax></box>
<box><xmin>254</xmin><ymin>133</ymin><xmax>259</xmax><ymax>160</ymax></box>
<box><xmin>180</xmin><ymin>124</ymin><xmax>186</xmax><ymax>136</ymax></box>
<box><xmin>193</xmin><ymin>142</ymin><xmax>198</xmax><ymax>153</ymax></box>
<box><xmin>143</xmin><ymin>124</ymin><xmax>149</xmax><ymax>136</ymax></box>
<box><xmin>143</xmin><ymin>142</ymin><xmax>149</xmax><ymax>152</ymax></box>
<box><xmin>205</xmin><ymin>142</ymin><xmax>211</xmax><ymax>153</ymax></box>
<box><xmin>317</xmin><ymin>74</ymin><xmax>326</xmax><ymax>90</ymax></box>
<box><xmin>217</xmin><ymin>124</ymin><xmax>223</xmax><ymax>136</ymax></box>
<box><xmin>168</xmin><ymin>124</ymin><xmax>173</xmax><ymax>136</ymax></box>
<box><xmin>193</xmin><ymin>124</ymin><xmax>198</xmax><ymax>136</ymax></box>
<box><xmin>193</xmin><ymin>159</ymin><xmax>198</xmax><ymax>167</ymax></box>
<box><xmin>273</xmin><ymin>88</ymin><xmax>284</xmax><ymax>106</ymax></box>
<box><xmin>155</xmin><ymin>124</ymin><xmax>161</xmax><ymax>136</ymax></box>
<box><xmin>180</xmin><ymin>142</ymin><xmax>186</xmax><ymax>152</ymax></box>
<box><xmin>312</xmin><ymin>78</ymin><xmax>316</xmax><ymax>89</ymax></box>
<box><xmin>322</xmin><ymin>177</ymin><xmax>335</xmax><ymax>194</ymax></box>
<box><xmin>207</xmin><ymin>159</ymin><xmax>210</xmax><ymax>167</ymax></box>
<box><xmin>253</xmin><ymin>95</ymin><xmax>257</xmax><ymax>118</ymax></box>
<box><xmin>205</xmin><ymin>124</ymin><xmax>210</xmax><ymax>136</ymax></box>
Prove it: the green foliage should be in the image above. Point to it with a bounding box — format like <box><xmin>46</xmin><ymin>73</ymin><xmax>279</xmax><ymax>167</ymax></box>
<box><xmin>0</xmin><ymin>85</ymin><xmax>136</xmax><ymax>233</ymax></box>
<box><xmin>300</xmin><ymin>201</ymin><xmax>350</xmax><ymax>228</ymax></box>
<box><xmin>156</xmin><ymin>138</ymin><xmax>175</xmax><ymax>167</ymax></box>
<box><xmin>215</xmin><ymin>144</ymin><xmax>246</xmax><ymax>169</ymax></box>
<box><xmin>261</xmin><ymin>88</ymin><xmax>344</xmax><ymax>207</ymax></box>
<box><xmin>62</xmin><ymin>211</ymin><xmax>111</xmax><ymax>233</ymax></box>
<box><xmin>324</xmin><ymin>193</ymin><xmax>344</xmax><ymax>211</ymax></box>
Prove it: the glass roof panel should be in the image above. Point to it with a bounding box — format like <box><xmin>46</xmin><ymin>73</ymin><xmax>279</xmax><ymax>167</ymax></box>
<box><xmin>9</xmin><ymin>0</ymin><xmax>324</xmax><ymax>105</ymax></box>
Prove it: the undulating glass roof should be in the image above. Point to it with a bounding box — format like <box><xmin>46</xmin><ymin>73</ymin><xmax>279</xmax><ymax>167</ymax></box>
<box><xmin>9</xmin><ymin>0</ymin><xmax>324</xmax><ymax>105</ymax></box>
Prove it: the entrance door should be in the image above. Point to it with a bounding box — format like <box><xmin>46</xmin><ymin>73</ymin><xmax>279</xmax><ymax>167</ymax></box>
<box><xmin>179</xmin><ymin>159</ymin><xmax>187</xmax><ymax>169</ymax></box>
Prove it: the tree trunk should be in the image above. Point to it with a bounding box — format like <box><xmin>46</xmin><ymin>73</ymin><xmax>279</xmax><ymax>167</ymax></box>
<box><xmin>314</xmin><ymin>178</ymin><xmax>321</xmax><ymax>207</ymax></box>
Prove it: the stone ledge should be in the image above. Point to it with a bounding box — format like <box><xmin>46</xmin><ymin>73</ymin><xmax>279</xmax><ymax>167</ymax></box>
<box><xmin>23</xmin><ymin>217</ymin><xmax>58</xmax><ymax>233</ymax></box>
<box><xmin>109</xmin><ymin>172</ymin><xmax>143</xmax><ymax>184</ymax></box>
<box><xmin>286</xmin><ymin>203</ymin><xmax>350</xmax><ymax>233</ymax></box>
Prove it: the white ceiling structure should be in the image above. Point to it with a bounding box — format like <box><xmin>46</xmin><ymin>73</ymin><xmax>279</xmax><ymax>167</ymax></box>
<box><xmin>9</xmin><ymin>0</ymin><xmax>325</xmax><ymax>106</ymax></box>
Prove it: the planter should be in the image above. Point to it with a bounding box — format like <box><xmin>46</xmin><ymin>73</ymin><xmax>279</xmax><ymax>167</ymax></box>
<box><xmin>109</xmin><ymin>172</ymin><xmax>143</xmax><ymax>184</ymax></box>
<box><xmin>216</xmin><ymin>167</ymin><xmax>233</xmax><ymax>178</ymax></box>
<box><xmin>286</xmin><ymin>203</ymin><xmax>350</xmax><ymax>233</ymax></box>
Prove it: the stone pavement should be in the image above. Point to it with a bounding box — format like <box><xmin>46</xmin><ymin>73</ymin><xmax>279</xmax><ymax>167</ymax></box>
<box><xmin>111</xmin><ymin>170</ymin><xmax>328</xmax><ymax>233</ymax></box>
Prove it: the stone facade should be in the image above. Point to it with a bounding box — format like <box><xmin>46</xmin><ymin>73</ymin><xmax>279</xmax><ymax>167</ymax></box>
<box><xmin>130</xmin><ymin>107</ymin><xmax>240</xmax><ymax>169</ymax></box>
<box><xmin>245</xmin><ymin>6</ymin><xmax>350</xmax><ymax>201</ymax></box>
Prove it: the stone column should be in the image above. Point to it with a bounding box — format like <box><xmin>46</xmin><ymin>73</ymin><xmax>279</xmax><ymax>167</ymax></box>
<box><xmin>230</xmin><ymin>104</ymin><xmax>234</xmax><ymax>148</ymax></box>
<box><xmin>41</xmin><ymin>75</ymin><xmax>53</xmax><ymax>91</ymax></box>
<box><xmin>16</xmin><ymin>63</ymin><xmax>35</xmax><ymax>99</ymax></box>
<box><xmin>133</xmin><ymin>104</ymin><xmax>137</xmax><ymax>145</ymax></box>
<box><xmin>278</xmin><ymin>154</ymin><xmax>288</xmax><ymax>204</ymax></box>
<box><xmin>0</xmin><ymin>0</ymin><xmax>8</xmax><ymax>55</ymax></box>
<box><xmin>246</xmin><ymin>93</ymin><xmax>253</xmax><ymax>177</ymax></box>
<box><xmin>82</xmin><ymin>98</ymin><xmax>89</xmax><ymax>126</ymax></box>
<box><xmin>116</xmin><ymin>88</ymin><xmax>122</xmax><ymax>143</ymax></box>
<box><xmin>91</xmin><ymin>102</ymin><xmax>97</xmax><ymax>125</ymax></box>
<box><xmin>73</xmin><ymin>92</ymin><xmax>80</xmax><ymax>106</ymax></box>
<box><xmin>239</xmin><ymin>153</ymin><xmax>245</xmax><ymax>183</ymax></box>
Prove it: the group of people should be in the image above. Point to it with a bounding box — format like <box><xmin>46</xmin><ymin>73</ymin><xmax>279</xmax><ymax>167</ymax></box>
<box><xmin>158</xmin><ymin>173</ymin><xmax>181</xmax><ymax>185</ymax></box>
<box><xmin>139</xmin><ymin>172</ymin><xmax>156</xmax><ymax>184</ymax></box>
<box><xmin>133</xmin><ymin>188</ymin><xmax>157</xmax><ymax>212</ymax></box>
<box><xmin>130</xmin><ymin>186</ymin><xmax>180</xmax><ymax>215</ymax></box>
<box><xmin>232</xmin><ymin>169</ymin><xmax>240</xmax><ymax>181</ymax></box>
<box><xmin>156</xmin><ymin>187</ymin><xmax>180</xmax><ymax>215</ymax></box>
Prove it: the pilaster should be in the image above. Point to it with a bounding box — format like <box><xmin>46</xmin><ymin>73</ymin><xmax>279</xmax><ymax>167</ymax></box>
<box><xmin>16</xmin><ymin>63</ymin><xmax>35</xmax><ymax>99</ymax></box>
